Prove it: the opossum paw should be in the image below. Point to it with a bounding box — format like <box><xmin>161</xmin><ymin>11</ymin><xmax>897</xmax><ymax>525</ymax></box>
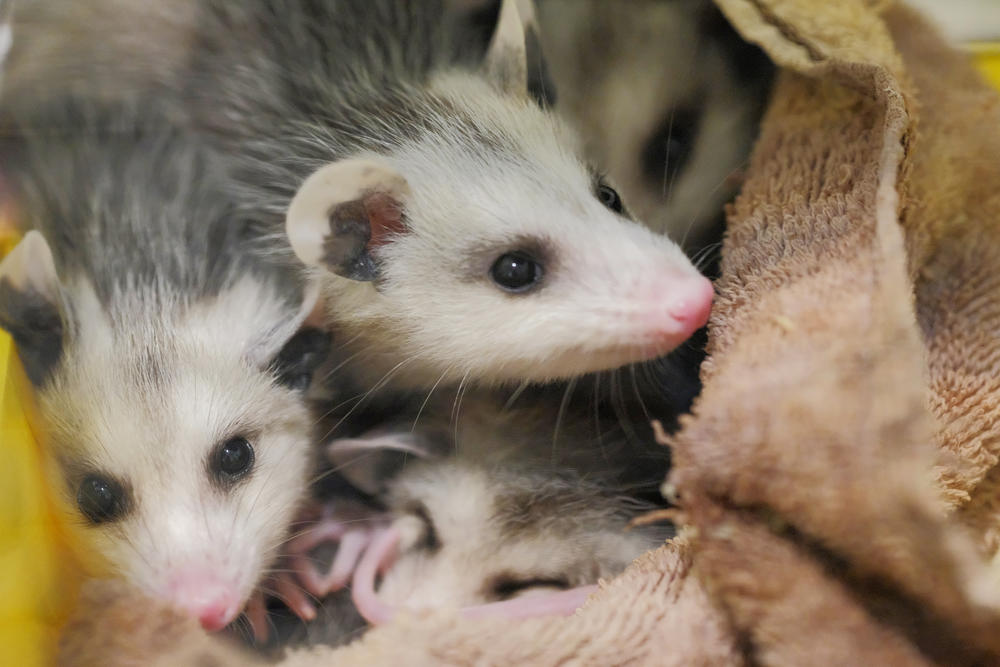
<box><xmin>287</xmin><ymin>515</ymin><xmax>385</xmax><ymax>600</ymax></box>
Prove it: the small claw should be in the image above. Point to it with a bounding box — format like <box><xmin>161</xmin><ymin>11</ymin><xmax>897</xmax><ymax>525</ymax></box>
<box><xmin>243</xmin><ymin>591</ymin><xmax>271</xmax><ymax>644</ymax></box>
<box><xmin>288</xmin><ymin>516</ymin><xmax>384</xmax><ymax>598</ymax></box>
<box><xmin>274</xmin><ymin>573</ymin><xmax>318</xmax><ymax>622</ymax></box>
<box><xmin>319</xmin><ymin>528</ymin><xmax>372</xmax><ymax>594</ymax></box>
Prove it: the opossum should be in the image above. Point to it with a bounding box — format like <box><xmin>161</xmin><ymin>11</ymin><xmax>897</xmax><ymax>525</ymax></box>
<box><xmin>257</xmin><ymin>451</ymin><xmax>664</xmax><ymax>651</ymax></box>
<box><xmin>355</xmin><ymin>460</ymin><xmax>663</xmax><ymax>623</ymax></box>
<box><xmin>536</xmin><ymin>0</ymin><xmax>774</xmax><ymax>254</ymax></box>
<box><xmin>4</xmin><ymin>0</ymin><xmax>715</xmax><ymax>390</ymax></box>
<box><xmin>0</xmin><ymin>106</ymin><xmax>328</xmax><ymax>632</ymax></box>
<box><xmin>235</xmin><ymin>383</ymin><xmax>672</xmax><ymax>648</ymax></box>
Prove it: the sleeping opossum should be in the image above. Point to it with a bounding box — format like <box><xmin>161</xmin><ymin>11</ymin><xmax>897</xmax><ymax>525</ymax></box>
<box><xmin>0</xmin><ymin>106</ymin><xmax>328</xmax><ymax>632</ymax></box>
<box><xmin>235</xmin><ymin>379</ymin><xmax>674</xmax><ymax>645</ymax></box>
<box><xmin>357</xmin><ymin>460</ymin><xmax>663</xmax><ymax>619</ymax></box>
<box><xmin>536</xmin><ymin>0</ymin><xmax>774</xmax><ymax>254</ymax></box>
<box><xmin>4</xmin><ymin>0</ymin><xmax>715</xmax><ymax>390</ymax></box>
<box><xmin>257</xmin><ymin>454</ymin><xmax>664</xmax><ymax>652</ymax></box>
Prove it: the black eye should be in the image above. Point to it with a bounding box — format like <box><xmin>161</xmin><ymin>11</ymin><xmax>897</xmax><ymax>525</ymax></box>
<box><xmin>490</xmin><ymin>251</ymin><xmax>543</xmax><ymax>293</ymax></box>
<box><xmin>407</xmin><ymin>502</ymin><xmax>441</xmax><ymax>553</ymax></box>
<box><xmin>491</xmin><ymin>576</ymin><xmax>570</xmax><ymax>601</ymax></box>
<box><xmin>77</xmin><ymin>475</ymin><xmax>126</xmax><ymax>524</ymax></box>
<box><xmin>212</xmin><ymin>436</ymin><xmax>255</xmax><ymax>485</ymax></box>
<box><xmin>640</xmin><ymin>107</ymin><xmax>700</xmax><ymax>196</ymax></box>
<box><xmin>597</xmin><ymin>183</ymin><xmax>624</xmax><ymax>213</ymax></box>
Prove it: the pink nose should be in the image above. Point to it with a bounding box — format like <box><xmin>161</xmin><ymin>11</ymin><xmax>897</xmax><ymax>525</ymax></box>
<box><xmin>196</xmin><ymin>600</ymin><xmax>237</xmax><ymax>632</ymax></box>
<box><xmin>167</xmin><ymin>574</ymin><xmax>241</xmax><ymax>632</ymax></box>
<box><xmin>667</xmin><ymin>276</ymin><xmax>714</xmax><ymax>333</ymax></box>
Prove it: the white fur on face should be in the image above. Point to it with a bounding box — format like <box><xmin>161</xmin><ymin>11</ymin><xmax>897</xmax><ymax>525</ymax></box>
<box><xmin>39</xmin><ymin>278</ymin><xmax>312</xmax><ymax>615</ymax></box>
<box><xmin>321</xmin><ymin>76</ymin><xmax>708</xmax><ymax>388</ymax></box>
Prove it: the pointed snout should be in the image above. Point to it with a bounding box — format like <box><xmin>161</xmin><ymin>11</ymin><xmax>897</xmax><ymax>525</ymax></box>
<box><xmin>167</xmin><ymin>572</ymin><xmax>242</xmax><ymax>632</ymax></box>
<box><xmin>644</xmin><ymin>273</ymin><xmax>714</xmax><ymax>345</ymax></box>
<box><xmin>666</xmin><ymin>274</ymin><xmax>714</xmax><ymax>333</ymax></box>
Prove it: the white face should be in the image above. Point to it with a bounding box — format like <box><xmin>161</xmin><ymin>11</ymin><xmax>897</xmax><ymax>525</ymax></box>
<box><xmin>40</xmin><ymin>279</ymin><xmax>313</xmax><ymax>631</ymax></box>
<box><xmin>323</xmin><ymin>75</ymin><xmax>713</xmax><ymax>388</ymax></box>
<box><xmin>375</xmin><ymin>463</ymin><xmax>656</xmax><ymax>608</ymax></box>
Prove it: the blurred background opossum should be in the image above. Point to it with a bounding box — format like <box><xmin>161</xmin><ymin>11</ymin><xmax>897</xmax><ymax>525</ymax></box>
<box><xmin>535</xmin><ymin>0</ymin><xmax>774</xmax><ymax>257</ymax></box>
<box><xmin>0</xmin><ymin>102</ymin><xmax>329</xmax><ymax>632</ymax></box>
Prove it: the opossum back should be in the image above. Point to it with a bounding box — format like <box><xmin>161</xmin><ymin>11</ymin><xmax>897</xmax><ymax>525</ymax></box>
<box><xmin>0</xmin><ymin>102</ymin><xmax>303</xmax><ymax>317</ymax></box>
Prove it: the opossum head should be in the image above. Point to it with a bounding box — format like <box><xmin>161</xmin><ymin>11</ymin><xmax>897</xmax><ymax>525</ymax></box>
<box><xmin>0</xmin><ymin>232</ymin><xmax>327</xmax><ymax>632</ymax></box>
<box><xmin>286</xmin><ymin>0</ymin><xmax>713</xmax><ymax>388</ymax></box>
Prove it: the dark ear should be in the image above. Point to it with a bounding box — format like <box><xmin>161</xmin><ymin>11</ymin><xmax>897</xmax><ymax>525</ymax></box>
<box><xmin>245</xmin><ymin>279</ymin><xmax>321</xmax><ymax>368</ymax></box>
<box><xmin>523</xmin><ymin>16</ymin><xmax>556</xmax><ymax>108</ymax></box>
<box><xmin>326</xmin><ymin>426</ymin><xmax>449</xmax><ymax>496</ymax></box>
<box><xmin>286</xmin><ymin>158</ymin><xmax>411</xmax><ymax>283</ymax></box>
<box><xmin>0</xmin><ymin>231</ymin><xmax>66</xmax><ymax>385</ymax></box>
<box><xmin>458</xmin><ymin>0</ymin><xmax>556</xmax><ymax>108</ymax></box>
<box><xmin>268</xmin><ymin>326</ymin><xmax>331</xmax><ymax>392</ymax></box>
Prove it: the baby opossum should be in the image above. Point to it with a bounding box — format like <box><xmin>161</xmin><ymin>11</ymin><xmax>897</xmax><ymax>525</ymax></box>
<box><xmin>239</xmin><ymin>379</ymin><xmax>672</xmax><ymax>649</ymax></box>
<box><xmin>259</xmin><ymin>456</ymin><xmax>663</xmax><ymax>652</ymax></box>
<box><xmin>359</xmin><ymin>460</ymin><xmax>662</xmax><ymax>618</ymax></box>
<box><xmin>5</xmin><ymin>0</ymin><xmax>716</xmax><ymax>390</ymax></box>
<box><xmin>0</xmin><ymin>106</ymin><xmax>328</xmax><ymax>632</ymax></box>
<box><xmin>536</xmin><ymin>0</ymin><xmax>774</xmax><ymax>254</ymax></box>
<box><xmin>205</xmin><ymin>0</ymin><xmax>715</xmax><ymax>389</ymax></box>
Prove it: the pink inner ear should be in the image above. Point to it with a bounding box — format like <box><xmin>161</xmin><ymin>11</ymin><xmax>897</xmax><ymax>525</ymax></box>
<box><xmin>363</xmin><ymin>192</ymin><xmax>406</xmax><ymax>251</ymax></box>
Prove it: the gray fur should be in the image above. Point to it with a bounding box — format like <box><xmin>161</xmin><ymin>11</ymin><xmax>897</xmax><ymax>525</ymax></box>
<box><xmin>0</xmin><ymin>105</ymin><xmax>301</xmax><ymax>319</ymax></box>
<box><xmin>103</xmin><ymin>0</ymin><xmax>504</xmax><ymax>263</ymax></box>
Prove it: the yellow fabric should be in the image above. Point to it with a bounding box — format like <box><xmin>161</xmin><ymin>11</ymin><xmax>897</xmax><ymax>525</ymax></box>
<box><xmin>0</xmin><ymin>233</ymin><xmax>79</xmax><ymax>667</ymax></box>
<box><xmin>972</xmin><ymin>42</ymin><xmax>1000</xmax><ymax>90</ymax></box>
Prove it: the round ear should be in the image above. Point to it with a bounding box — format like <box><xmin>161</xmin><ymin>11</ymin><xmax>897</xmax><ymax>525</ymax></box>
<box><xmin>0</xmin><ymin>230</ymin><xmax>66</xmax><ymax>385</ymax></box>
<box><xmin>285</xmin><ymin>158</ymin><xmax>411</xmax><ymax>282</ymax></box>
<box><xmin>326</xmin><ymin>426</ymin><xmax>448</xmax><ymax>496</ymax></box>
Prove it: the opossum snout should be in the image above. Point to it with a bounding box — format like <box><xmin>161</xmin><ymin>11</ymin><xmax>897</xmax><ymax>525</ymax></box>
<box><xmin>667</xmin><ymin>274</ymin><xmax>714</xmax><ymax>329</ymax></box>
<box><xmin>645</xmin><ymin>274</ymin><xmax>714</xmax><ymax>341</ymax></box>
<box><xmin>166</xmin><ymin>571</ymin><xmax>242</xmax><ymax>632</ymax></box>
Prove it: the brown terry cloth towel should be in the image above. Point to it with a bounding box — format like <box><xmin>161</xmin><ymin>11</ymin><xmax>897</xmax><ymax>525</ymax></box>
<box><xmin>57</xmin><ymin>2</ymin><xmax>1000</xmax><ymax>665</ymax></box>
